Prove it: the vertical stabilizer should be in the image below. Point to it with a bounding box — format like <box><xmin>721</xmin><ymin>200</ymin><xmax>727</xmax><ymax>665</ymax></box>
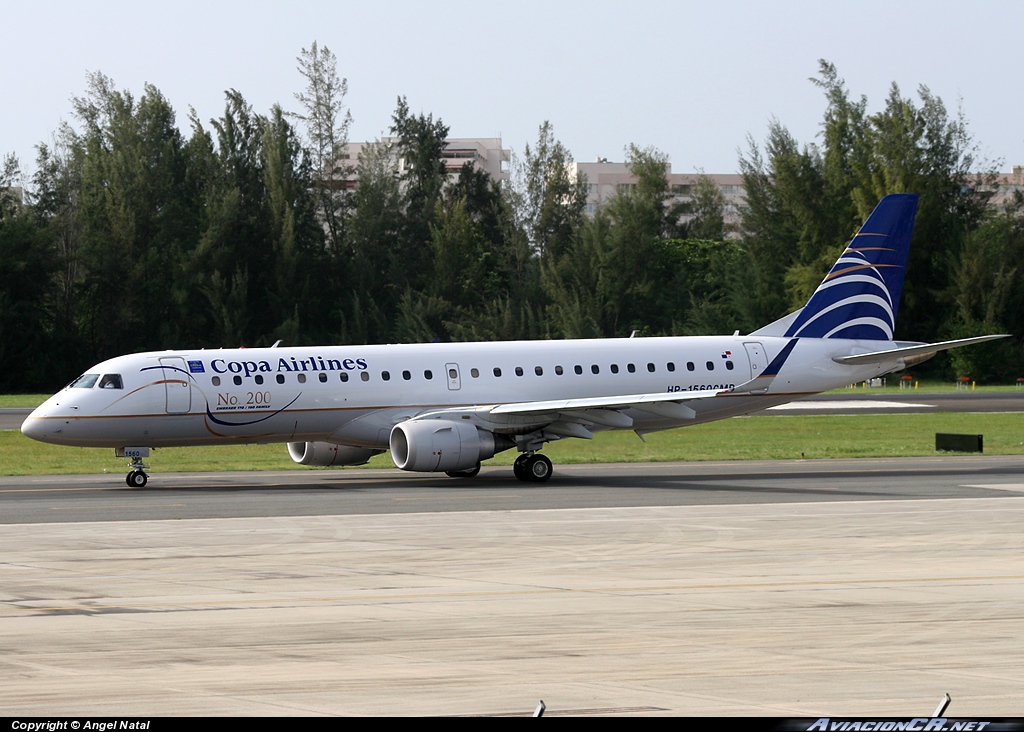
<box><xmin>784</xmin><ymin>194</ymin><xmax>919</xmax><ymax>340</ymax></box>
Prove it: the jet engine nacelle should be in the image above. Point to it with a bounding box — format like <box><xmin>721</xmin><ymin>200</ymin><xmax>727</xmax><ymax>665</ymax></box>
<box><xmin>390</xmin><ymin>419</ymin><xmax>499</xmax><ymax>472</ymax></box>
<box><xmin>287</xmin><ymin>442</ymin><xmax>382</xmax><ymax>467</ymax></box>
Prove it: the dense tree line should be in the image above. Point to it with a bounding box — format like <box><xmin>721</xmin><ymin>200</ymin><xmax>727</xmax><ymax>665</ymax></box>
<box><xmin>1</xmin><ymin>54</ymin><xmax>1021</xmax><ymax>392</ymax></box>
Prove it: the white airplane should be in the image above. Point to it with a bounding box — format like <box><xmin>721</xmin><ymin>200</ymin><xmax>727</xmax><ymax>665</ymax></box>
<box><xmin>22</xmin><ymin>194</ymin><xmax>1006</xmax><ymax>487</ymax></box>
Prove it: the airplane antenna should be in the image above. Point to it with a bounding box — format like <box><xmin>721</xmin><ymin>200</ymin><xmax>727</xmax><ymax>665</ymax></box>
<box><xmin>533</xmin><ymin>700</ymin><xmax>546</xmax><ymax>717</ymax></box>
<box><xmin>933</xmin><ymin>693</ymin><xmax>951</xmax><ymax>717</ymax></box>
<box><xmin>271</xmin><ymin>340</ymin><xmax>282</xmax><ymax>348</ymax></box>
<box><xmin>630</xmin><ymin>330</ymin><xmax>638</xmax><ymax>338</ymax></box>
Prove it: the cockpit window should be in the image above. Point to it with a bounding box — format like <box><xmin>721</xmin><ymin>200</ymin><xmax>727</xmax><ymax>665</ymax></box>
<box><xmin>69</xmin><ymin>374</ymin><xmax>100</xmax><ymax>389</ymax></box>
<box><xmin>98</xmin><ymin>374</ymin><xmax>123</xmax><ymax>389</ymax></box>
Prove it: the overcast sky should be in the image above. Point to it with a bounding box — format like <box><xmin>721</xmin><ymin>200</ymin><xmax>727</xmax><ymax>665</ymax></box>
<box><xmin>4</xmin><ymin>0</ymin><xmax>1023</xmax><ymax>179</ymax></box>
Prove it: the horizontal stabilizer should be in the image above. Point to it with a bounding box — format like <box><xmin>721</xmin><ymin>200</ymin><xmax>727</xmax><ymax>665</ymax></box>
<box><xmin>831</xmin><ymin>334</ymin><xmax>1011</xmax><ymax>365</ymax></box>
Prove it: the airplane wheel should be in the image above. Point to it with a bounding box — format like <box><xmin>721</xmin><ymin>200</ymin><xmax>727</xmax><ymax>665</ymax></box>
<box><xmin>127</xmin><ymin>470</ymin><xmax>148</xmax><ymax>488</ymax></box>
<box><xmin>513</xmin><ymin>454</ymin><xmax>530</xmax><ymax>481</ymax></box>
<box><xmin>446</xmin><ymin>463</ymin><xmax>481</xmax><ymax>478</ymax></box>
<box><xmin>525</xmin><ymin>454</ymin><xmax>552</xmax><ymax>483</ymax></box>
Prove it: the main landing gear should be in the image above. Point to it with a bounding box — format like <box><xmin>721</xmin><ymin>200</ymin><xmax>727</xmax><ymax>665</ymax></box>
<box><xmin>513</xmin><ymin>453</ymin><xmax>552</xmax><ymax>483</ymax></box>
<box><xmin>443</xmin><ymin>454</ymin><xmax>554</xmax><ymax>482</ymax></box>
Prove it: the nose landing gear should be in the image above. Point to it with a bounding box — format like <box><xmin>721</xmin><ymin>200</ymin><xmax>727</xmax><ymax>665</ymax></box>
<box><xmin>126</xmin><ymin>468</ymin><xmax>148</xmax><ymax>487</ymax></box>
<box><xmin>116</xmin><ymin>448</ymin><xmax>152</xmax><ymax>488</ymax></box>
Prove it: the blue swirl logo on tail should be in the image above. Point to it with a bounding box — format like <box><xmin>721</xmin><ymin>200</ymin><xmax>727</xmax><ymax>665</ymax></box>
<box><xmin>785</xmin><ymin>194</ymin><xmax>919</xmax><ymax>340</ymax></box>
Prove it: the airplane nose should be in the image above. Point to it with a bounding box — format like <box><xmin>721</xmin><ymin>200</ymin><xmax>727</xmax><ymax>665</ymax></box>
<box><xmin>21</xmin><ymin>413</ymin><xmax>48</xmax><ymax>441</ymax></box>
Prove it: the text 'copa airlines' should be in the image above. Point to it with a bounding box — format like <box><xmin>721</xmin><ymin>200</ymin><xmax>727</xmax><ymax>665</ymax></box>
<box><xmin>205</xmin><ymin>356</ymin><xmax>369</xmax><ymax>377</ymax></box>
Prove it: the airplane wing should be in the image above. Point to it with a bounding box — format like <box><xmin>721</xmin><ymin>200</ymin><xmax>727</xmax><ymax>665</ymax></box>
<box><xmin>489</xmin><ymin>387</ymin><xmax>726</xmax><ymax>418</ymax></box>
<box><xmin>831</xmin><ymin>334</ymin><xmax>1010</xmax><ymax>365</ymax></box>
<box><xmin>407</xmin><ymin>338</ymin><xmax>804</xmax><ymax>437</ymax></box>
<box><xmin>407</xmin><ymin>388</ymin><xmax>728</xmax><ymax>440</ymax></box>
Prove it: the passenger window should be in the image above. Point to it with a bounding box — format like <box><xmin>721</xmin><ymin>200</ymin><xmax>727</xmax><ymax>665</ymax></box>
<box><xmin>726</xmin><ymin>361</ymin><xmax>734</xmax><ymax>370</ymax></box>
<box><xmin>448</xmin><ymin>368</ymin><xmax>458</xmax><ymax>380</ymax></box>
<box><xmin>98</xmin><ymin>374</ymin><xmax>123</xmax><ymax>389</ymax></box>
<box><xmin>297</xmin><ymin>374</ymin><xmax>307</xmax><ymax>384</ymax></box>
<box><xmin>555</xmin><ymin>365</ymin><xmax>564</xmax><ymax>375</ymax></box>
<box><xmin>627</xmin><ymin>363</ymin><xmax>636</xmax><ymax>373</ymax></box>
<box><xmin>233</xmin><ymin>375</ymin><xmax>243</xmax><ymax>386</ymax></box>
<box><xmin>318</xmin><ymin>373</ymin><xmax>327</xmax><ymax>383</ymax></box>
<box><xmin>424</xmin><ymin>370</ymin><xmax>433</xmax><ymax>380</ymax></box>
<box><xmin>212</xmin><ymin>376</ymin><xmax>221</xmax><ymax>387</ymax></box>
<box><xmin>360</xmin><ymin>372</ymin><xmax>370</xmax><ymax>382</ymax></box>
<box><xmin>647</xmin><ymin>363</ymin><xmax>655</xmax><ymax>373</ymax></box>
<box><xmin>70</xmin><ymin>374</ymin><xmax>100</xmax><ymax>389</ymax></box>
<box><xmin>515</xmin><ymin>367</ymin><xmax>524</xmax><ymax>376</ymax></box>
<box><xmin>687</xmin><ymin>362</ymin><xmax>695</xmax><ymax>371</ymax></box>
<box><xmin>277</xmin><ymin>374</ymin><xmax>286</xmax><ymax>384</ymax></box>
<box><xmin>706</xmin><ymin>361</ymin><xmax>714</xmax><ymax>371</ymax></box>
<box><xmin>591</xmin><ymin>364</ymin><xmax>599</xmax><ymax>374</ymax></box>
<box><xmin>535</xmin><ymin>366</ymin><xmax>543</xmax><ymax>376</ymax></box>
<box><xmin>493</xmin><ymin>367</ymin><xmax>502</xmax><ymax>377</ymax></box>
<box><xmin>403</xmin><ymin>370</ymin><xmax>411</xmax><ymax>380</ymax></box>
<box><xmin>574</xmin><ymin>365</ymin><xmax>583</xmax><ymax>375</ymax></box>
<box><xmin>255</xmin><ymin>374</ymin><xmax>265</xmax><ymax>385</ymax></box>
<box><xmin>340</xmin><ymin>372</ymin><xmax>349</xmax><ymax>383</ymax></box>
<box><xmin>471</xmin><ymin>368</ymin><xmax>479</xmax><ymax>378</ymax></box>
<box><xmin>610</xmin><ymin>364</ymin><xmax>619</xmax><ymax>374</ymax></box>
<box><xmin>382</xmin><ymin>371</ymin><xmax>391</xmax><ymax>381</ymax></box>
<box><xmin>667</xmin><ymin>363</ymin><xmax>675</xmax><ymax>372</ymax></box>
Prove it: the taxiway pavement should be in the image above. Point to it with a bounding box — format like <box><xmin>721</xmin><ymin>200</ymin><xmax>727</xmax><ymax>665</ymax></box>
<box><xmin>2</xmin><ymin>457</ymin><xmax>1023</xmax><ymax>716</ymax></box>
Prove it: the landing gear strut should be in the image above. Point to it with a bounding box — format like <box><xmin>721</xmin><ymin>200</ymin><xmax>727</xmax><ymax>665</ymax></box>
<box><xmin>513</xmin><ymin>453</ymin><xmax>553</xmax><ymax>483</ymax></box>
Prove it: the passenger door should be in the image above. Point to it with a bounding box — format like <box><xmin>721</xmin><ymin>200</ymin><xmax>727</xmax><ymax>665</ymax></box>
<box><xmin>160</xmin><ymin>357</ymin><xmax>192</xmax><ymax>414</ymax></box>
<box><xmin>742</xmin><ymin>342</ymin><xmax>767</xmax><ymax>381</ymax></box>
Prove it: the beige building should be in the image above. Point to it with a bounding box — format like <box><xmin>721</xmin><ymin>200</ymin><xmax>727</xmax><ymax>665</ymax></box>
<box><xmin>575</xmin><ymin>161</ymin><xmax>1024</xmax><ymax>230</ymax></box>
<box><xmin>992</xmin><ymin>166</ymin><xmax>1024</xmax><ymax>210</ymax></box>
<box><xmin>337</xmin><ymin>137</ymin><xmax>511</xmax><ymax>188</ymax></box>
<box><xmin>574</xmin><ymin>160</ymin><xmax>745</xmax><ymax>230</ymax></box>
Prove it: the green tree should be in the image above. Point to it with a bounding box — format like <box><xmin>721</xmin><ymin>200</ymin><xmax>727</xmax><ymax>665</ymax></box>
<box><xmin>71</xmin><ymin>73</ymin><xmax>195</xmax><ymax>355</ymax></box>
<box><xmin>389</xmin><ymin>96</ymin><xmax>450</xmax><ymax>295</ymax></box>
<box><xmin>292</xmin><ymin>41</ymin><xmax>352</xmax><ymax>255</ymax></box>
<box><xmin>0</xmin><ymin>153</ymin><xmax>60</xmax><ymax>390</ymax></box>
<box><xmin>948</xmin><ymin>201</ymin><xmax>1024</xmax><ymax>381</ymax></box>
<box><xmin>739</xmin><ymin>61</ymin><xmax>996</xmax><ymax>345</ymax></box>
<box><xmin>342</xmin><ymin>140</ymin><xmax>402</xmax><ymax>343</ymax></box>
<box><xmin>32</xmin><ymin>129</ymin><xmax>84</xmax><ymax>351</ymax></box>
<box><xmin>593</xmin><ymin>145</ymin><xmax>672</xmax><ymax>335</ymax></box>
<box><xmin>686</xmin><ymin>173</ymin><xmax>727</xmax><ymax>241</ymax></box>
<box><xmin>514</xmin><ymin>121</ymin><xmax>587</xmax><ymax>260</ymax></box>
<box><xmin>261</xmin><ymin>103</ymin><xmax>326</xmax><ymax>344</ymax></box>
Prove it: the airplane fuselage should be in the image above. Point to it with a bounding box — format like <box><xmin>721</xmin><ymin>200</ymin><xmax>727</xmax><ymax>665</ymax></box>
<box><xmin>22</xmin><ymin>335</ymin><xmax>901</xmax><ymax>450</ymax></box>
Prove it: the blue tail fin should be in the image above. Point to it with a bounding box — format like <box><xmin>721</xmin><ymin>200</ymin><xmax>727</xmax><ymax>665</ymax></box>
<box><xmin>784</xmin><ymin>194</ymin><xmax>919</xmax><ymax>340</ymax></box>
